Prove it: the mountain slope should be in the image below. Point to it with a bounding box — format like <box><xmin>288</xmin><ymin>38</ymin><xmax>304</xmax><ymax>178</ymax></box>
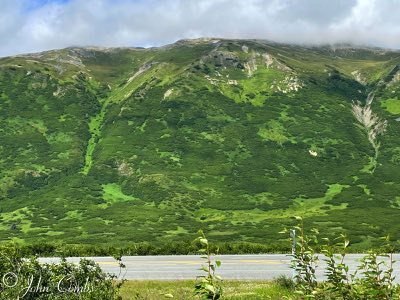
<box><xmin>1</xmin><ymin>39</ymin><xmax>400</xmax><ymax>248</ymax></box>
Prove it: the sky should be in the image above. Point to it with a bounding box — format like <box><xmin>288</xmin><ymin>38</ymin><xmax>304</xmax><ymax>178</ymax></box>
<box><xmin>1</xmin><ymin>0</ymin><xmax>400</xmax><ymax>57</ymax></box>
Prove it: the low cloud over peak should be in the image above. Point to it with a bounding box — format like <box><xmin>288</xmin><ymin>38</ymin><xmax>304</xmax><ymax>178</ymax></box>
<box><xmin>1</xmin><ymin>0</ymin><xmax>400</xmax><ymax>57</ymax></box>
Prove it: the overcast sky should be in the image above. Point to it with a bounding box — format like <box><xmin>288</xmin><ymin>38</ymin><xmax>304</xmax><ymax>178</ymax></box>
<box><xmin>1</xmin><ymin>0</ymin><xmax>400</xmax><ymax>57</ymax></box>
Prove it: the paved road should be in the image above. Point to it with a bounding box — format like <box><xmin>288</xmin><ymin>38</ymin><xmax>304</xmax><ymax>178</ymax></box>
<box><xmin>39</xmin><ymin>254</ymin><xmax>400</xmax><ymax>281</ymax></box>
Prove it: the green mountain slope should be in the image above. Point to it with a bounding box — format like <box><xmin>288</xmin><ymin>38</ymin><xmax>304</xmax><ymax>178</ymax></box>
<box><xmin>1</xmin><ymin>39</ymin><xmax>400</xmax><ymax>248</ymax></box>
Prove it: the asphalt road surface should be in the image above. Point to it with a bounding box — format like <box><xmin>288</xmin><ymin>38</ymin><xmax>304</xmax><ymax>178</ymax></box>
<box><xmin>39</xmin><ymin>254</ymin><xmax>400</xmax><ymax>281</ymax></box>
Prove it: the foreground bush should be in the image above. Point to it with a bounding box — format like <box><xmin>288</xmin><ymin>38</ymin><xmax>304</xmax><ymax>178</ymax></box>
<box><xmin>283</xmin><ymin>216</ymin><xmax>400</xmax><ymax>299</ymax></box>
<box><xmin>0</xmin><ymin>244</ymin><xmax>124</xmax><ymax>299</ymax></box>
<box><xmin>194</xmin><ymin>230</ymin><xmax>223</xmax><ymax>300</ymax></box>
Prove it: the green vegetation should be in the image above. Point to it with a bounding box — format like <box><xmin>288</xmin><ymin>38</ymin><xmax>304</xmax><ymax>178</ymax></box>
<box><xmin>0</xmin><ymin>241</ymin><xmax>290</xmax><ymax>257</ymax></box>
<box><xmin>282</xmin><ymin>216</ymin><xmax>400</xmax><ymax>299</ymax></box>
<box><xmin>194</xmin><ymin>230</ymin><xmax>223</xmax><ymax>299</ymax></box>
<box><xmin>0</xmin><ymin>39</ymin><xmax>400</xmax><ymax>249</ymax></box>
<box><xmin>381</xmin><ymin>98</ymin><xmax>400</xmax><ymax>114</ymax></box>
<box><xmin>119</xmin><ymin>280</ymin><xmax>293</xmax><ymax>300</ymax></box>
<box><xmin>0</xmin><ymin>244</ymin><xmax>124</xmax><ymax>299</ymax></box>
<box><xmin>2</xmin><ymin>228</ymin><xmax>400</xmax><ymax>299</ymax></box>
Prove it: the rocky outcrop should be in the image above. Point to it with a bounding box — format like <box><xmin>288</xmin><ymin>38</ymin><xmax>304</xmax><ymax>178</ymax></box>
<box><xmin>352</xmin><ymin>93</ymin><xmax>387</xmax><ymax>173</ymax></box>
<box><xmin>351</xmin><ymin>70</ymin><xmax>367</xmax><ymax>85</ymax></box>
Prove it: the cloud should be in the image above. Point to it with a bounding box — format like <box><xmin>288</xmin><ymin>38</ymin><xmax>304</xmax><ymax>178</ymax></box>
<box><xmin>1</xmin><ymin>0</ymin><xmax>400</xmax><ymax>57</ymax></box>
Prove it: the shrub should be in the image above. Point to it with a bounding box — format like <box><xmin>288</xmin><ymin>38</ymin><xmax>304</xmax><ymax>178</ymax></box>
<box><xmin>0</xmin><ymin>244</ymin><xmax>124</xmax><ymax>299</ymax></box>
<box><xmin>283</xmin><ymin>217</ymin><xmax>400</xmax><ymax>299</ymax></box>
<box><xmin>274</xmin><ymin>275</ymin><xmax>295</xmax><ymax>291</ymax></box>
<box><xmin>194</xmin><ymin>230</ymin><xmax>223</xmax><ymax>300</ymax></box>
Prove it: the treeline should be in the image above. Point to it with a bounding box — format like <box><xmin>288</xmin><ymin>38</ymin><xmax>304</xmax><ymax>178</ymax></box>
<box><xmin>4</xmin><ymin>237</ymin><xmax>398</xmax><ymax>257</ymax></box>
<box><xmin>2</xmin><ymin>241</ymin><xmax>290</xmax><ymax>257</ymax></box>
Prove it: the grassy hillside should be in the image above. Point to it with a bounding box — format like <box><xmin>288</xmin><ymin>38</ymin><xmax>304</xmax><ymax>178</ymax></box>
<box><xmin>1</xmin><ymin>39</ymin><xmax>400</xmax><ymax>249</ymax></box>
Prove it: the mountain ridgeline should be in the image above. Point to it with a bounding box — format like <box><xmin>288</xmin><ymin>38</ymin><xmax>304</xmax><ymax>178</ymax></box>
<box><xmin>1</xmin><ymin>39</ymin><xmax>400</xmax><ymax>249</ymax></box>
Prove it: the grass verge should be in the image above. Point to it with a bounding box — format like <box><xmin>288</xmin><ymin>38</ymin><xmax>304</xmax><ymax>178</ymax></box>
<box><xmin>119</xmin><ymin>280</ymin><xmax>293</xmax><ymax>299</ymax></box>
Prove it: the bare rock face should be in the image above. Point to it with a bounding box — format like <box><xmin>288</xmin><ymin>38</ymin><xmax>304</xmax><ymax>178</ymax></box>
<box><xmin>163</xmin><ymin>88</ymin><xmax>174</xmax><ymax>99</ymax></box>
<box><xmin>117</xmin><ymin>161</ymin><xmax>134</xmax><ymax>177</ymax></box>
<box><xmin>127</xmin><ymin>62</ymin><xmax>157</xmax><ymax>83</ymax></box>
<box><xmin>49</xmin><ymin>54</ymin><xmax>85</xmax><ymax>69</ymax></box>
<box><xmin>352</xmin><ymin>93</ymin><xmax>387</xmax><ymax>173</ymax></box>
<box><xmin>388</xmin><ymin>70</ymin><xmax>400</xmax><ymax>86</ymax></box>
<box><xmin>244</xmin><ymin>53</ymin><xmax>258</xmax><ymax>77</ymax></box>
<box><xmin>263</xmin><ymin>53</ymin><xmax>291</xmax><ymax>71</ymax></box>
<box><xmin>270</xmin><ymin>75</ymin><xmax>303</xmax><ymax>94</ymax></box>
<box><xmin>351</xmin><ymin>70</ymin><xmax>368</xmax><ymax>85</ymax></box>
<box><xmin>202</xmin><ymin>50</ymin><xmax>242</xmax><ymax>69</ymax></box>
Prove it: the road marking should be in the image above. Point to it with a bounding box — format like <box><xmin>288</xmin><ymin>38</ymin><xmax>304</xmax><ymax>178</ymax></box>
<box><xmin>238</xmin><ymin>260</ymin><xmax>287</xmax><ymax>264</ymax></box>
<box><xmin>97</xmin><ymin>260</ymin><xmax>290</xmax><ymax>266</ymax></box>
<box><xmin>97</xmin><ymin>262</ymin><xmax>120</xmax><ymax>266</ymax></box>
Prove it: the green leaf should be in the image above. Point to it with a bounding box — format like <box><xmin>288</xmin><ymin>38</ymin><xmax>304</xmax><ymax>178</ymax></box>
<box><xmin>204</xmin><ymin>284</ymin><xmax>216</xmax><ymax>293</ymax></box>
<box><xmin>163</xmin><ymin>293</ymin><xmax>174</xmax><ymax>298</ymax></box>
<box><xmin>200</xmin><ymin>266</ymin><xmax>209</xmax><ymax>272</ymax></box>
<box><xmin>199</xmin><ymin>238</ymin><xmax>208</xmax><ymax>245</ymax></box>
